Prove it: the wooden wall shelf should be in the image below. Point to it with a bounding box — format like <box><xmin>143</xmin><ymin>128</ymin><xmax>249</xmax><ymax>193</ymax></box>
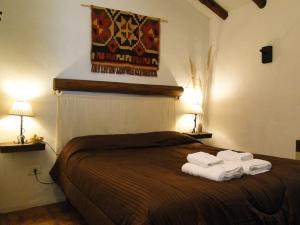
<box><xmin>184</xmin><ymin>132</ymin><xmax>213</xmax><ymax>139</ymax></box>
<box><xmin>0</xmin><ymin>142</ymin><xmax>46</xmax><ymax>153</ymax></box>
<box><xmin>53</xmin><ymin>79</ymin><xmax>184</xmax><ymax>98</ymax></box>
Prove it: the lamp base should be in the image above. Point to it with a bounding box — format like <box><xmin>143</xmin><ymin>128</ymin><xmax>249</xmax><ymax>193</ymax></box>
<box><xmin>17</xmin><ymin>135</ymin><xmax>26</xmax><ymax>144</ymax></box>
<box><xmin>192</xmin><ymin>114</ymin><xmax>197</xmax><ymax>133</ymax></box>
<box><xmin>18</xmin><ymin>115</ymin><xmax>26</xmax><ymax>144</ymax></box>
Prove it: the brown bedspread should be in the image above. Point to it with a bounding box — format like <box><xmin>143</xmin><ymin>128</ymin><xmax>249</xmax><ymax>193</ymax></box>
<box><xmin>50</xmin><ymin>131</ymin><xmax>300</xmax><ymax>225</ymax></box>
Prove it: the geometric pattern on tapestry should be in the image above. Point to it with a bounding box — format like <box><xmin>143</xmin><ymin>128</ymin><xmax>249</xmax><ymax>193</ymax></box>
<box><xmin>91</xmin><ymin>6</ymin><xmax>160</xmax><ymax>77</ymax></box>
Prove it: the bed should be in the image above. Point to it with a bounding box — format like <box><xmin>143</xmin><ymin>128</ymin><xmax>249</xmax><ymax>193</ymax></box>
<box><xmin>50</xmin><ymin>131</ymin><xmax>300</xmax><ymax>225</ymax></box>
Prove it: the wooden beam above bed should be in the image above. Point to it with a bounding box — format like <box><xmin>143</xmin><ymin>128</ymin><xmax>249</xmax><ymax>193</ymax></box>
<box><xmin>198</xmin><ymin>0</ymin><xmax>228</xmax><ymax>20</ymax></box>
<box><xmin>53</xmin><ymin>79</ymin><xmax>184</xmax><ymax>98</ymax></box>
<box><xmin>252</xmin><ymin>0</ymin><xmax>267</xmax><ymax>8</ymax></box>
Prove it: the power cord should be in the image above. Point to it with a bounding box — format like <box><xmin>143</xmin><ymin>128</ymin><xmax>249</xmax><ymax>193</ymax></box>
<box><xmin>34</xmin><ymin>168</ymin><xmax>54</xmax><ymax>185</ymax></box>
<box><xmin>44</xmin><ymin>141</ymin><xmax>59</xmax><ymax>156</ymax></box>
<box><xmin>32</xmin><ymin>141</ymin><xmax>57</xmax><ymax>184</ymax></box>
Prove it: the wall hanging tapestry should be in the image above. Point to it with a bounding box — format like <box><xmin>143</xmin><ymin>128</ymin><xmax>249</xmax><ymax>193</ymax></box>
<box><xmin>91</xmin><ymin>6</ymin><xmax>160</xmax><ymax>77</ymax></box>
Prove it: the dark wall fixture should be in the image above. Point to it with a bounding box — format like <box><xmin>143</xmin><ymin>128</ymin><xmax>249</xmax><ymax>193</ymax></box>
<box><xmin>296</xmin><ymin>140</ymin><xmax>300</xmax><ymax>152</ymax></box>
<box><xmin>0</xmin><ymin>11</ymin><xmax>2</xmax><ymax>21</ymax></box>
<box><xmin>260</xmin><ymin>46</ymin><xmax>273</xmax><ymax>64</ymax></box>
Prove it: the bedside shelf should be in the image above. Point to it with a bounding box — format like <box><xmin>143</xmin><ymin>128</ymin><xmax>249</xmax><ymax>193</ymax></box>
<box><xmin>0</xmin><ymin>142</ymin><xmax>46</xmax><ymax>153</ymax></box>
<box><xmin>183</xmin><ymin>132</ymin><xmax>213</xmax><ymax>139</ymax></box>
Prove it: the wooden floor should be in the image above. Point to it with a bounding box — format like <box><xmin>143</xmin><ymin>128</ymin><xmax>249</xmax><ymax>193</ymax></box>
<box><xmin>0</xmin><ymin>202</ymin><xmax>87</xmax><ymax>225</ymax></box>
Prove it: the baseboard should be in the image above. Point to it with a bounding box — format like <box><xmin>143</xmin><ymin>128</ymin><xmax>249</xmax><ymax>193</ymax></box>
<box><xmin>0</xmin><ymin>196</ymin><xmax>65</xmax><ymax>214</ymax></box>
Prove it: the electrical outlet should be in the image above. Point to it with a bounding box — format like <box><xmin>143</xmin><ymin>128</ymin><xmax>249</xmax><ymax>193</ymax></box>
<box><xmin>28</xmin><ymin>166</ymin><xmax>41</xmax><ymax>176</ymax></box>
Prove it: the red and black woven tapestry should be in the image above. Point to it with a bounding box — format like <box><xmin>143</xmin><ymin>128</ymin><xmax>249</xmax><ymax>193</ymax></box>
<box><xmin>91</xmin><ymin>6</ymin><xmax>160</xmax><ymax>77</ymax></box>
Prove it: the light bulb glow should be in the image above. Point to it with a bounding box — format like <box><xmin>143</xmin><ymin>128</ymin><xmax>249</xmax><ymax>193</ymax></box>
<box><xmin>3</xmin><ymin>80</ymin><xmax>42</xmax><ymax>101</ymax></box>
<box><xmin>181</xmin><ymin>88</ymin><xmax>203</xmax><ymax>105</ymax></box>
<box><xmin>176</xmin><ymin>114</ymin><xmax>195</xmax><ymax>132</ymax></box>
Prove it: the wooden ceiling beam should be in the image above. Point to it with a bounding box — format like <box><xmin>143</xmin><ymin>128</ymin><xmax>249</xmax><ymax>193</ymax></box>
<box><xmin>199</xmin><ymin>0</ymin><xmax>228</xmax><ymax>20</ymax></box>
<box><xmin>252</xmin><ymin>0</ymin><xmax>267</xmax><ymax>9</ymax></box>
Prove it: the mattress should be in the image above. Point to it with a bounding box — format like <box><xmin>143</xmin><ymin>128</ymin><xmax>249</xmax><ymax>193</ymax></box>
<box><xmin>50</xmin><ymin>131</ymin><xmax>300</xmax><ymax>225</ymax></box>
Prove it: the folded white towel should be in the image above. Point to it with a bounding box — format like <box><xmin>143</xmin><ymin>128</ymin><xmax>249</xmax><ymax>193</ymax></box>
<box><xmin>187</xmin><ymin>152</ymin><xmax>223</xmax><ymax>168</ymax></box>
<box><xmin>217</xmin><ymin>150</ymin><xmax>253</xmax><ymax>161</ymax></box>
<box><xmin>237</xmin><ymin>159</ymin><xmax>272</xmax><ymax>175</ymax></box>
<box><xmin>182</xmin><ymin>162</ymin><xmax>243</xmax><ymax>182</ymax></box>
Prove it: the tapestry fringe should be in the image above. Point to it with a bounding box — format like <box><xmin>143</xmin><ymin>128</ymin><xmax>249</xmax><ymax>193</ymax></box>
<box><xmin>91</xmin><ymin>64</ymin><xmax>157</xmax><ymax>77</ymax></box>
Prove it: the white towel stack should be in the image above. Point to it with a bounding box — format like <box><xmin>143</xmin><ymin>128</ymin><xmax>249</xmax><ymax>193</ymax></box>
<box><xmin>182</xmin><ymin>162</ymin><xmax>243</xmax><ymax>182</ymax></box>
<box><xmin>182</xmin><ymin>152</ymin><xmax>243</xmax><ymax>182</ymax></box>
<box><xmin>237</xmin><ymin>159</ymin><xmax>272</xmax><ymax>175</ymax></box>
<box><xmin>187</xmin><ymin>152</ymin><xmax>223</xmax><ymax>168</ymax></box>
<box><xmin>217</xmin><ymin>150</ymin><xmax>272</xmax><ymax>175</ymax></box>
<box><xmin>182</xmin><ymin>150</ymin><xmax>272</xmax><ymax>181</ymax></box>
<box><xmin>217</xmin><ymin>150</ymin><xmax>253</xmax><ymax>161</ymax></box>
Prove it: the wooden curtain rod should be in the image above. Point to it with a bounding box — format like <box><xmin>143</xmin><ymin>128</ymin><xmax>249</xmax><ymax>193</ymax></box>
<box><xmin>53</xmin><ymin>79</ymin><xmax>184</xmax><ymax>98</ymax></box>
<box><xmin>80</xmin><ymin>4</ymin><xmax>168</xmax><ymax>23</ymax></box>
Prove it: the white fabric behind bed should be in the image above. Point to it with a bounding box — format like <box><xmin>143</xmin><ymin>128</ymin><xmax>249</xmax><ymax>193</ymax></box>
<box><xmin>55</xmin><ymin>93</ymin><xmax>176</xmax><ymax>153</ymax></box>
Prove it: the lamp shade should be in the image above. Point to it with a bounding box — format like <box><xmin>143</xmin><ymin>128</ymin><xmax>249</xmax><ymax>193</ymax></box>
<box><xmin>9</xmin><ymin>101</ymin><xmax>34</xmax><ymax>117</ymax></box>
<box><xmin>189</xmin><ymin>104</ymin><xmax>203</xmax><ymax>115</ymax></box>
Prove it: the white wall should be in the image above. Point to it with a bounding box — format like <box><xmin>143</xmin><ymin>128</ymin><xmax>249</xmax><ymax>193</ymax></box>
<box><xmin>206</xmin><ymin>0</ymin><xmax>300</xmax><ymax>159</ymax></box>
<box><xmin>0</xmin><ymin>0</ymin><xmax>209</xmax><ymax>212</ymax></box>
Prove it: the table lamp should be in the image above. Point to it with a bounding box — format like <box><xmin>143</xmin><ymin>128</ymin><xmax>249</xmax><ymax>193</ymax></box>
<box><xmin>9</xmin><ymin>101</ymin><xmax>34</xmax><ymax>144</ymax></box>
<box><xmin>189</xmin><ymin>104</ymin><xmax>203</xmax><ymax>133</ymax></box>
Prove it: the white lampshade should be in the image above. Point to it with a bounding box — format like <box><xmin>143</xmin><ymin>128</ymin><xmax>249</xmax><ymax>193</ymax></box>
<box><xmin>9</xmin><ymin>101</ymin><xmax>34</xmax><ymax>117</ymax></box>
<box><xmin>188</xmin><ymin>104</ymin><xmax>203</xmax><ymax>115</ymax></box>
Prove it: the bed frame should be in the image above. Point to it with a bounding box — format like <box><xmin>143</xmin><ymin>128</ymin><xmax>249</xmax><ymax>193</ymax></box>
<box><xmin>54</xmin><ymin>79</ymin><xmax>179</xmax><ymax>153</ymax></box>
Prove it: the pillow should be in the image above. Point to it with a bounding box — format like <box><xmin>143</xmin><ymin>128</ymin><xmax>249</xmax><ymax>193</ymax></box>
<box><xmin>61</xmin><ymin>131</ymin><xmax>198</xmax><ymax>158</ymax></box>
